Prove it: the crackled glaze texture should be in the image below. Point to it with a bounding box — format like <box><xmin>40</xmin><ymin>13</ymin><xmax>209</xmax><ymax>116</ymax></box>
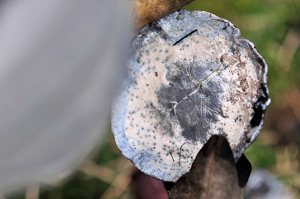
<box><xmin>112</xmin><ymin>10</ymin><xmax>270</xmax><ymax>182</ymax></box>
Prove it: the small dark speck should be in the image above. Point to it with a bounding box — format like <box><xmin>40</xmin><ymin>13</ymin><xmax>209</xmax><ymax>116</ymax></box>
<box><xmin>155</xmin><ymin>72</ymin><xmax>158</xmax><ymax>77</ymax></box>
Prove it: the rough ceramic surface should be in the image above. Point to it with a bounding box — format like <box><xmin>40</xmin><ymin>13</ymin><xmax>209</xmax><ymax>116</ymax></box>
<box><xmin>112</xmin><ymin>10</ymin><xmax>270</xmax><ymax>182</ymax></box>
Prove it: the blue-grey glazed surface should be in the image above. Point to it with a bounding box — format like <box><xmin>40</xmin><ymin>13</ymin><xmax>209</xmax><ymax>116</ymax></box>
<box><xmin>112</xmin><ymin>10</ymin><xmax>270</xmax><ymax>182</ymax></box>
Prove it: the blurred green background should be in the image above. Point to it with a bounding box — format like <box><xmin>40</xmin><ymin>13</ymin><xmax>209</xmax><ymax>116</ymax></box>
<box><xmin>4</xmin><ymin>0</ymin><xmax>300</xmax><ymax>198</ymax></box>
<box><xmin>186</xmin><ymin>0</ymin><xmax>300</xmax><ymax>197</ymax></box>
<box><xmin>188</xmin><ymin>1</ymin><xmax>300</xmax><ymax>197</ymax></box>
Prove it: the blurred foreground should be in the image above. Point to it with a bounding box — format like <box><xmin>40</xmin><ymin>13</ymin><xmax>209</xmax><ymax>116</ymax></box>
<box><xmin>2</xmin><ymin>0</ymin><xmax>300</xmax><ymax>198</ymax></box>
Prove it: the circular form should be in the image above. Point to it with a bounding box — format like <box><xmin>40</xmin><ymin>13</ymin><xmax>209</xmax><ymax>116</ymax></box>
<box><xmin>112</xmin><ymin>10</ymin><xmax>270</xmax><ymax>182</ymax></box>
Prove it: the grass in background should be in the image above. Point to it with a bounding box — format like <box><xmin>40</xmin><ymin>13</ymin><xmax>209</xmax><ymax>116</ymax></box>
<box><xmin>186</xmin><ymin>0</ymin><xmax>300</xmax><ymax>100</ymax></box>
<box><xmin>185</xmin><ymin>0</ymin><xmax>300</xmax><ymax>196</ymax></box>
<box><xmin>5</xmin><ymin>0</ymin><xmax>299</xmax><ymax>198</ymax></box>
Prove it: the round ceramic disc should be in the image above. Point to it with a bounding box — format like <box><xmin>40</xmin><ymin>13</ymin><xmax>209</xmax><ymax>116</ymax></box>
<box><xmin>112</xmin><ymin>10</ymin><xmax>270</xmax><ymax>182</ymax></box>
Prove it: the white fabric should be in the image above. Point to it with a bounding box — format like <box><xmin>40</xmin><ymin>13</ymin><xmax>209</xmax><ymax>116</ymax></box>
<box><xmin>0</xmin><ymin>0</ymin><xmax>128</xmax><ymax>193</ymax></box>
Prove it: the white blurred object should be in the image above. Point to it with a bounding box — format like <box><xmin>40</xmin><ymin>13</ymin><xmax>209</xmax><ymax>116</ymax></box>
<box><xmin>0</xmin><ymin>0</ymin><xmax>129</xmax><ymax>193</ymax></box>
<box><xmin>245</xmin><ymin>170</ymin><xmax>295</xmax><ymax>199</ymax></box>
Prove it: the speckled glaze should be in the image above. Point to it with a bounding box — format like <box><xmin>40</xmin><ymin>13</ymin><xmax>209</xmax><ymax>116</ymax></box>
<box><xmin>112</xmin><ymin>10</ymin><xmax>270</xmax><ymax>182</ymax></box>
